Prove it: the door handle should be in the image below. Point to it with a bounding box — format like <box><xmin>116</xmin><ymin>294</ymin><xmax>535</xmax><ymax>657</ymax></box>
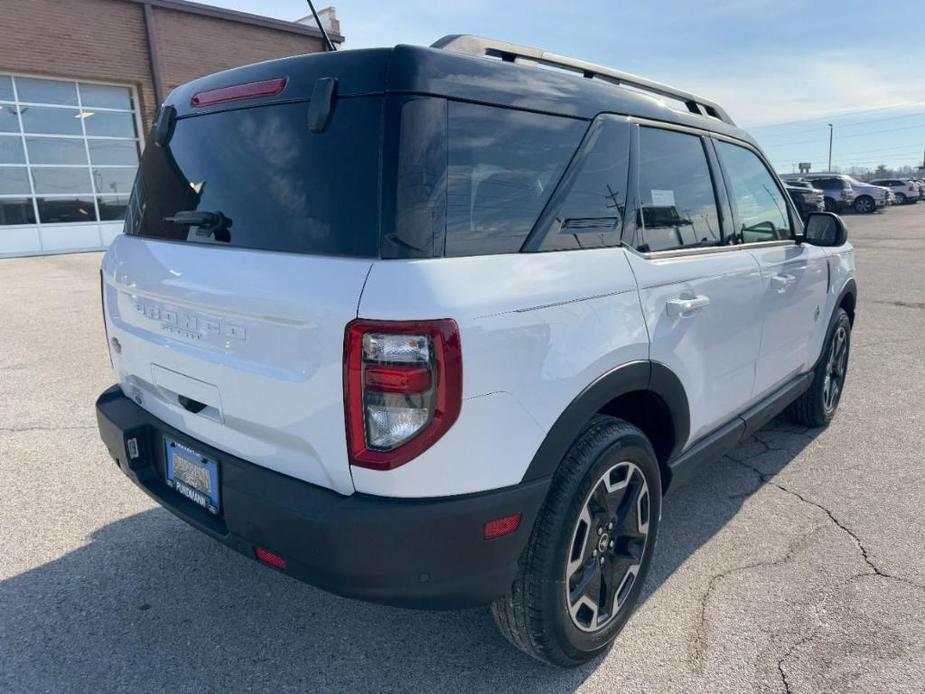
<box><xmin>666</xmin><ymin>294</ymin><xmax>710</xmax><ymax>318</ymax></box>
<box><xmin>771</xmin><ymin>274</ymin><xmax>796</xmax><ymax>292</ymax></box>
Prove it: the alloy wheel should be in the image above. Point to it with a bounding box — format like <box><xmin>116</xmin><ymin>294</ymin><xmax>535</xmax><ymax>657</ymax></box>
<box><xmin>565</xmin><ymin>461</ymin><xmax>650</xmax><ymax>633</ymax></box>
<box><xmin>822</xmin><ymin>324</ymin><xmax>848</xmax><ymax>414</ymax></box>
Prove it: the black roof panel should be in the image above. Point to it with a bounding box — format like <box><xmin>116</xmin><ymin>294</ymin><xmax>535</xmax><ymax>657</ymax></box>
<box><xmin>164</xmin><ymin>43</ymin><xmax>755</xmax><ymax>145</ymax></box>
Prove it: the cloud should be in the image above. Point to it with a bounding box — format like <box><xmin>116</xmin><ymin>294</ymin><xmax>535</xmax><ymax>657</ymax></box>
<box><xmin>668</xmin><ymin>51</ymin><xmax>925</xmax><ymax>128</ymax></box>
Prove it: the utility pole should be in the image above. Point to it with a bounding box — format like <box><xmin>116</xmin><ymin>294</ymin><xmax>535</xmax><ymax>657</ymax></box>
<box><xmin>827</xmin><ymin>123</ymin><xmax>833</xmax><ymax>171</ymax></box>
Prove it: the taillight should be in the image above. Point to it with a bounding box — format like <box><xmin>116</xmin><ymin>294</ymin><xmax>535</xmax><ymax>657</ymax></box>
<box><xmin>190</xmin><ymin>78</ymin><xmax>287</xmax><ymax>107</ymax></box>
<box><xmin>344</xmin><ymin>319</ymin><xmax>462</xmax><ymax>470</ymax></box>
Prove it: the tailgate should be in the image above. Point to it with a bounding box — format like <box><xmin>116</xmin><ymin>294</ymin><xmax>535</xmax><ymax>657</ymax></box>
<box><xmin>102</xmin><ymin>235</ymin><xmax>370</xmax><ymax>494</ymax></box>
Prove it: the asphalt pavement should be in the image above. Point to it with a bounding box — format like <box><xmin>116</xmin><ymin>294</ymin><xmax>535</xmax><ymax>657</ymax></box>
<box><xmin>1</xmin><ymin>205</ymin><xmax>924</xmax><ymax>693</ymax></box>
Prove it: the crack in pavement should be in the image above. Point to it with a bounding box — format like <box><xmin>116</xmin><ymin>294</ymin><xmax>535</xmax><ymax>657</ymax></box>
<box><xmin>731</xmin><ymin>452</ymin><xmax>924</xmax><ymax>591</ymax></box>
<box><xmin>0</xmin><ymin>425</ymin><xmax>96</xmax><ymax>434</ymax></box>
<box><xmin>725</xmin><ymin>436</ymin><xmax>925</xmax><ymax>693</ymax></box>
<box><xmin>687</xmin><ymin>523</ymin><xmax>828</xmax><ymax>674</ymax></box>
<box><xmin>871</xmin><ymin>299</ymin><xmax>925</xmax><ymax>311</ymax></box>
<box><xmin>689</xmin><ymin>428</ymin><xmax>925</xmax><ymax>692</ymax></box>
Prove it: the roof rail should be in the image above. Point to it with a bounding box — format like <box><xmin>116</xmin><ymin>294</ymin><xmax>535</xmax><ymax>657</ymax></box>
<box><xmin>431</xmin><ymin>34</ymin><xmax>736</xmax><ymax>126</ymax></box>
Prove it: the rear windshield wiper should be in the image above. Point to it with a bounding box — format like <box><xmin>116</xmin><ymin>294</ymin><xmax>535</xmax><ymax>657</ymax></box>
<box><xmin>164</xmin><ymin>210</ymin><xmax>232</xmax><ymax>243</ymax></box>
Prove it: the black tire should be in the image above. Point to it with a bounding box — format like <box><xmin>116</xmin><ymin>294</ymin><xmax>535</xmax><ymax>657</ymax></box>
<box><xmin>824</xmin><ymin>197</ymin><xmax>836</xmax><ymax>212</ymax></box>
<box><xmin>491</xmin><ymin>416</ymin><xmax>662</xmax><ymax>667</ymax></box>
<box><xmin>786</xmin><ymin>308</ymin><xmax>851</xmax><ymax>427</ymax></box>
<box><xmin>853</xmin><ymin>195</ymin><xmax>875</xmax><ymax>214</ymax></box>
<box><xmin>895</xmin><ymin>192</ymin><xmax>907</xmax><ymax>205</ymax></box>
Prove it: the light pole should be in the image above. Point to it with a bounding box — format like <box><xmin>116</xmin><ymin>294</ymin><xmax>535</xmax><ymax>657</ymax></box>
<box><xmin>827</xmin><ymin>123</ymin><xmax>833</xmax><ymax>171</ymax></box>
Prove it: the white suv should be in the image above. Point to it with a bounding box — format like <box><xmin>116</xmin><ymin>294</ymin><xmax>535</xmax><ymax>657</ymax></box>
<box><xmin>869</xmin><ymin>178</ymin><xmax>922</xmax><ymax>205</ymax></box>
<box><xmin>95</xmin><ymin>36</ymin><xmax>857</xmax><ymax>667</ymax></box>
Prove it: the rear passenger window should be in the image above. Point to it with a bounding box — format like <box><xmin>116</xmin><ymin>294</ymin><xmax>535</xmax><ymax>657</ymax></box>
<box><xmin>444</xmin><ymin>102</ymin><xmax>586</xmax><ymax>257</ymax></box>
<box><xmin>635</xmin><ymin>128</ymin><xmax>721</xmax><ymax>253</ymax></box>
<box><xmin>715</xmin><ymin>141</ymin><xmax>791</xmax><ymax>243</ymax></box>
<box><xmin>532</xmin><ymin>115</ymin><xmax>630</xmax><ymax>252</ymax></box>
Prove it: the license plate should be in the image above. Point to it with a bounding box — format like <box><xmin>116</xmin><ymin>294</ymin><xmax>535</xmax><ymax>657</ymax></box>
<box><xmin>164</xmin><ymin>438</ymin><xmax>220</xmax><ymax>514</ymax></box>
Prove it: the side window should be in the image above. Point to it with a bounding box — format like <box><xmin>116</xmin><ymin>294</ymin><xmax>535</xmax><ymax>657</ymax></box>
<box><xmin>444</xmin><ymin>102</ymin><xmax>586</xmax><ymax>257</ymax></box>
<box><xmin>635</xmin><ymin>127</ymin><xmax>722</xmax><ymax>253</ymax></box>
<box><xmin>715</xmin><ymin>141</ymin><xmax>791</xmax><ymax>243</ymax></box>
<box><xmin>532</xmin><ymin>115</ymin><xmax>630</xmax><ymax>252</ymax></box>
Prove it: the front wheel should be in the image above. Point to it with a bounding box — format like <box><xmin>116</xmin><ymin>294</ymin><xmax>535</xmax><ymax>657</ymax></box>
<box><xmin>491</xmin><ymin>416</ymin><xmax>662</xmax><ymax>667</ymax></box>
<box><xmin>854</xmin><ymin>195</ymin><xmax>875</xmax><ymax>213</ymax></box>
<box><xmin>786</xmin><ymin>308</ymin><xmax>851</xmax><ymax>427</ymax></box>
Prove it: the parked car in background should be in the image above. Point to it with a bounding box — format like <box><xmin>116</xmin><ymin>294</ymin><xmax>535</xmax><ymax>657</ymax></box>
<box><xmin>839</xmin><ymin>176</ymin><xmax>891</xmax><ymax>212</ymax></box>
<box><xmin>784</xmin><ymin>174</ymin><xmax>887</xmax><ymax>214</ymax></box>
<box><xmin>869</xmin><ymin>178</ymin><xmax>922</xmax><ymax>205</ymax></box>
<box><xmin>781</xmin><ymin>174</ymin><xmax>854</xmax><ymax>213</ymax></box>
<box><xmin>785</xmin><ymin>181</ymin><xmax>826</xmax><ymax>219</ymax></box>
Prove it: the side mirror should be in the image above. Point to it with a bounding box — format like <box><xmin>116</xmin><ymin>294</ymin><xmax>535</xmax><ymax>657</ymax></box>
<box><xmin>803</xmin><ymin>212</ymin><xmax>847</xmax><ymax>247</ymax></box>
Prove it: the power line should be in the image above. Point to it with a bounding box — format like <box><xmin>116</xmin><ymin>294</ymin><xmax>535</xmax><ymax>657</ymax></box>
<box><xmin>747</xmin><ymin>102</ymin><xmax>925</xmax><ymax>130</ymax></box>
<box><xmin>755</xmin><ymin>112</ymin><xmax>925</xmax><ymax>141</ymax></box>
<box><xmin>757</xmin><ymin>122</ymin><xmax>925</xmax><ymax>148</ymax></box>
<box><xmin>767</xmin><ymin>143</ymin><xmax>923</xmax><ymax>159</ymax></box>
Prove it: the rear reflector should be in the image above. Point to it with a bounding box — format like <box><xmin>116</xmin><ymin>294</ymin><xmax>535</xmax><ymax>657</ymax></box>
<box><xmin>483</xmin><ymin>513</ymin><xmax>522</xmax><ymax>540</ymax></box>
<box><xmin>254</xmin><ymin>546</ymin><xmax>287</xmax><ymax>569</ymax></box>
<box><xmin>191</xmin><ymin>78</ymin><xmax>287</xmax><ymax>107</ymax></box>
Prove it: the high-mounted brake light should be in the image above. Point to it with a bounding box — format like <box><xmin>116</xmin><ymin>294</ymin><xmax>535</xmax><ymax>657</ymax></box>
<box><xmin>190</xmin><ymin>78</ymin><xmax>287</xmax><ymax>107</ymax></box>
<box><xmin>344</xmin><ymin>319</ymin><xmax>462</xmax><ymax>471</ymax></box>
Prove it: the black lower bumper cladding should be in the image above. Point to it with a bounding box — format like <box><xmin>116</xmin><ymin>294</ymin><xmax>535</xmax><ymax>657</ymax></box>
<box><xmin>95</xmin><ymin>386</ymin><xmax>549</xmax><ymax>609</ymax></box>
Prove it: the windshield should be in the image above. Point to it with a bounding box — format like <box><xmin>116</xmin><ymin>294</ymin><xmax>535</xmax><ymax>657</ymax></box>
<box><xmin>126</xmin><ymin>98</ymin><xmax>383</xmax><ymax>256</ymax></box>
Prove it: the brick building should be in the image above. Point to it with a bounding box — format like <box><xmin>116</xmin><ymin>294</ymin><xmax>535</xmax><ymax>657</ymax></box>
<box><xmin>0</xmin><ymin>0</ymin><xmax>343</xmax><ymax>256</ymax></box>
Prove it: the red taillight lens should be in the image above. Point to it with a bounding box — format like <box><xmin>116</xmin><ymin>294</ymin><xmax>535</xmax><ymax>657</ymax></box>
<box><xmin>191</xmin><ymin>78</ymin><xmax>287</xmax><ymax>107</ymax></box>
<box><xmin>364</xmin><ymin>365</ymin><xmax>432</xmax><ymax>393</ymax></box>
<box><xmin>344</xmin><ymin>319</ymin><xmax>462</xmax><ymax>471</ymax></box>
<box><xmin>483</xmin><ymin>513</ymin><xmax>522</xmax><ymax>540</ymax></box>
<box><xmin>254</xmin><ymin>546</ymin><xmax>287</xmax><ymax>570</ymax></box>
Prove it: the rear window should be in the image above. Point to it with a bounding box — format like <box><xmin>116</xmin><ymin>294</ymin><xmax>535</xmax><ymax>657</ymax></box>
<box><xmin>126</xmin><ymin>98</ymin><xmax>382</xmax><ymax>257</ymax></box>
<box><xmin>444</xmin><ymin>102</ymin><xmax>586</xmax><ymax>257</ymax></box>
<box><xmin>127</xmin><ymin>95</ymin><xmax>587</xmax><ymax>259</ymax></box>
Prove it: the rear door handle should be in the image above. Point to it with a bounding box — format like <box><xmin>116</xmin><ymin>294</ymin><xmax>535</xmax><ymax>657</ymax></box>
<box><xmin>666</xmin><ymin>295</ymin><xmax>710</xmax><ymax>318</ymax></box>
<box><xmin>771</xmin><ymin>274</ymin><xmax>796</xmax><ymax>292</ymax></box>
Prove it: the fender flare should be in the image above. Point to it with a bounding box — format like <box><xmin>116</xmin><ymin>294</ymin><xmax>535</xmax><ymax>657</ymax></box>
<box><xmin>812</xmin><ymin>277</ymin><xmax>857</xmax><ymax>369</ymax></box>
<box><xmin>835</xmin><ymin>278</ymin><xmax>857</xmax><ymax>324</ymax></box>
<box><xmin>521</xmin><ymin>360</ymin><xmax>690</xmax><ymax>483</ymax></box>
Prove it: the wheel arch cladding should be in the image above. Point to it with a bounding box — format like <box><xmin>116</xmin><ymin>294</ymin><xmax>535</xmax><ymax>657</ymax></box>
<box><xmin>838</xmin><ymin>279</ymin><xmax>857</xmax><ymax>325</ymax></box>
<box><xmin>521</xmin><ymin>361</ymin><xmax>690</xmax><ymax>490</ymax></box>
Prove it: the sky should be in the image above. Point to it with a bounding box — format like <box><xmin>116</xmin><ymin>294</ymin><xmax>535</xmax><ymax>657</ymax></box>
<box><xmin>203</xmin><ymin>0</ymin><xmax>925</xmax><ymax>173</ymax></box>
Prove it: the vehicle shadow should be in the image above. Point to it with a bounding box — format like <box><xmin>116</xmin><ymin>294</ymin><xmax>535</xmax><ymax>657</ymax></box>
<box><xmin>0</xmin><ymin>418</ymin><xmax>819</xmax><ymax>693</ymax></box>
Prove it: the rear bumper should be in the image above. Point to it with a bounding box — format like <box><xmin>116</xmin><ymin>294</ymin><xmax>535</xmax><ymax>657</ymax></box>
<box><xmin>96</xmin><ymin>385</ymin><xmax>548</xmax><ymax>609</ymax></box>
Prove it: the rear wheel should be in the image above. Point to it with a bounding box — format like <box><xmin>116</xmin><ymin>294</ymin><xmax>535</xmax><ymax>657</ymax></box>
<box><xmin>787</xmin><ymin>308</ymin><xmax>851</xmax><ymax>427</ymax></box>
<box><xmin>491</xmin><ymin>416</ymin><xmax>661</xmax><ymax>667</ymax></box>
<box><xmin>854</xmin><ymin>195</ymin><xmax>875</xmax><ymax>213</ymax></box>
<box><xmin>896</xmin><ymin>192</ymin><xmax>907</xmax><ymax>205</ymax></box>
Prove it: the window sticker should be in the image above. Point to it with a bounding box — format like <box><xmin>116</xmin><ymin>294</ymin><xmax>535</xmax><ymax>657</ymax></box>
<box><xmin>650</xmin><ymin>189</ymin><xmax>676</xmax><ymax>207</ymax></box>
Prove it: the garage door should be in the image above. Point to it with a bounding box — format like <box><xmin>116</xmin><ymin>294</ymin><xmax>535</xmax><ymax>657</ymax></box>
<box><xmin>0</xmin><ymin>74</ymin><xmax>141</xmax><ymax>257</ymax></box>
